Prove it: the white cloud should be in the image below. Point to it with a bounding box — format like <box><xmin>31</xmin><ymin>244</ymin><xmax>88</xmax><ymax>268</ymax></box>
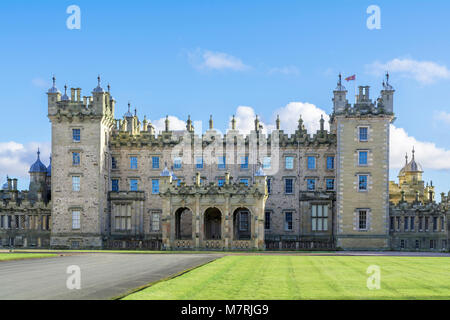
<box><xmin>434</xmin><ymin>111</ymin><xmax>450</xmax><ymax>125</ymax></box>
<box><xmin>188</xmin><ymin>49</ymin><xmax>249</xmax><ymax>71</ymax></box>
<box><xmin>389</xmin><ymin>125</ymin><xmax>450</xmax><ymax>170</ymax></box>
<box><xmin>367</xmin><ymin>58</ymin><xmax>450</xmax><ymax>84</ymax></box>
<box><xmin>273</xmin><ymin>102</ymin><xmax>330</xmax><ymax>134</ymax></box>
<box><xmin>0</xmin><ymin>142</ymin><xmax>51</xmax><ymax>189</ymax></box>
<box><xmin>152</xmin><ymin>116</ymin><xmax>186</xmax><ymax>133</ymax></box>
<box><xmin>32</xmin><ymin>77</ymin><xmax>50</xmax><ymax>89</ymax></box>
<box><xmin>268</xmin><ymin>66</ymin><xmax>300</xmax><ymax>76</ymax></box>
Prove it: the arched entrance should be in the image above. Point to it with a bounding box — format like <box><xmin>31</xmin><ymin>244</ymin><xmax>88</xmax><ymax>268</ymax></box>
<box><xmin>233</xmin><ymin>208</ymin><xmax>251</xmax><ymax>240</ymax></box>
<box><xmin>175</xmin><ymin>208</ymin><xmax>193</xmax><ymax>240</ymax></box>
<box><xmin>204</xmin><ymin>208</ymin><xmax>222</xmax><ymax>240</ymax></box>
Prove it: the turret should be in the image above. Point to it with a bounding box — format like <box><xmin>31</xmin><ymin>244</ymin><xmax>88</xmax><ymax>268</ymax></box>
<box><xmin>333</xmin><ymin>74</ymin><xmax>348</xmax><ymax>114</ymax></box>
<box><xmin>91</xmin><ymin>76</ymin><xmax>107</xmax><ymax>115</ymax></box>
<box><xmin>28</xmin><ymin>149</ymin><xmax>48</xmax><ymax>202</ymax></box>
<box><xmin>380</xmin><ymin>72</ymin><xmax>395</xmax><ymax>113</ymax></box>
<box><xmin>47</xmin><ymin>76</ymin><xmax>61</xmax><ymax>115</ymax></box>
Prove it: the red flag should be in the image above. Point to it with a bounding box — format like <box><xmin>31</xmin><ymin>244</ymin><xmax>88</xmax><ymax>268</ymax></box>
<box><xmin>345</xmin><ymin>75</ymin><xmax>356</xmax><ymax>81</ymax></box>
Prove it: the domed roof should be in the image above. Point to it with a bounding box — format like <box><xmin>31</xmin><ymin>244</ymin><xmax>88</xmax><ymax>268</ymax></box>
<box><xmin>2</xmin><ymin>176</ymin><xmax>9</xmax><ymax>190</ymax></box>
<box><xmin>123</xmin><ymin>103</ymin><xmax>134</xmax><ymax>118</ymax></box>
<box><xmin>399</xmin><ymin>148</ymin><xmax>423</xmax><ymax>175</ymax></box>
<box><xmin>29</xmin><ymin>150</ymin><xmax>48</xmax><ymax>174</ymax></box>
<box><xmin>93</xmin><ymin>76</ymin><xmax>104</xmax><ymax>93</ymax></box>
<box><xmin>48</xmin><ymin>76</ymin><xmax>60</xmax><ymax>94</ymax></box>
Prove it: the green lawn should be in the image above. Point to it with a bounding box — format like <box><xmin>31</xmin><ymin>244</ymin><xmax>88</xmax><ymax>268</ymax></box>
<box><xmin>0</xmin><ymin>253</ymin><xmax>57</xmax><ymax>262</ymax></box>
<box><xmin>123</xmin><ymin>256</ymin><xmax>450</xmax><ymax>300</ymax></box>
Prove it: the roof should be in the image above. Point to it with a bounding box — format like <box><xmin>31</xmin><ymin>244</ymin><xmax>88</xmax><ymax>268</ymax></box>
<box><xmin>29</xmin><ymin>150</ymin><xmax>48</xmax><ymax>173</ymax></box>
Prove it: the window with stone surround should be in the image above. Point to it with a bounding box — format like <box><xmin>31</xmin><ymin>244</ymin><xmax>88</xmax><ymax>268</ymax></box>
<box><xmin>265</xmin><ymin>211</ymin><xmax>271</xmax><ymax>230</ymax></box>
<box><xmin>72</xmin><ymin>152</ymin><xmax>80</xmax><ymax>166</ymax></box>
<box><xmin>358</xmin><ymin>175</ymin><xmax>368</xmax><ymax>192</ymax></box>
<box><xmin>285</xmin><ymin>178</ymin><xmax>294</xmax><ymax>194</ymax></box>
<box><xmin>72</xmin><ymin>129</ymin><xmax>81</xmax><ymax>142</ymax></box>
<box><xmin>358</xmin><ymin>151</ymin><xmax>368</xmax><ymax>166</ymax></box>
<box><xmin>152</xmin><ymin>179</ymin><xmax>159</xmax><ymax>194</ymax></box>
<box><xmin>307</xmin><ymin>178</ymin><xmax>316</xmax><ymax>191</ymax></box>
<box><xmin>307</xmin><ymin>156</ymin><xmax>316</xmax><ymax>170</ymax></box>
<box><xmin>326</xmin><ymin>156</ymin><xmax>335</xmax><ymax>170</ymax></box>
<box><xmin>152</xmin><ymin>156</ymin><xmax>160</xmax><ymax>169</ymax></box>
<box><xmin>358</xmin><ymin>210</ymin><xmax>368</xmax><ymax>231</ymax></box>
<box><xmin>111</xmin><ymin>179</ymin><xmax>119</xmax><ymax>192</ymax></box>
<box><xmin>114</xmin><ymin>205</ymin><xmax>131</xmax><ymax>231</ymax></box>
<box><xmin>311</xmin><ymin>205</ymin><xmax>328</xmax><ymax>231</ymax></box>
<box><xmin>285</xmin><ymin>156</ymin><xmax>294</xmax><ymax>170</ymax></box>
<box><xmin>72</xmin><ymin>176</ymin><xmax>80</xmax><ymax>192</ymax></box>
<box><xmin>151</xmin><ymin>212</ymin><xmax>160</xmax><ymax>231</ymax></box>
<box><xmin>359</xmin><ymin>126</ymin><xmax>368</xmax><ymax>142</ymax></box>
<box><xmin>285</xmin><ymin>212</ymin><xmax>293</xmax><ymax>231</ymax></box>
<box><xmin>130</xmin><ymin>156</ymin><xmax>138</xmax><ymax>169</ymax></box>
<box><xmin>130</xmin><ymin>179</ymin><xmax>138</xmax><ymax>191</ymax></box>
<box><xmin>72</xmin><ymin>211</ymin><xmax>81</xmax><ymax>230</ymax></box>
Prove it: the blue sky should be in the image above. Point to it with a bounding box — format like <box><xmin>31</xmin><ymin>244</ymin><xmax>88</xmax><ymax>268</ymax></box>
<box><xmin>0</xmin><ymin>0</ymin><xmax>449</xmax><ymax>197</ymax></box>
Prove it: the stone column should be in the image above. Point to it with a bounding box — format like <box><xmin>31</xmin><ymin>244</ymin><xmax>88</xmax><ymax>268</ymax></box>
<box><xmin>194</xmin><ymin>195</ymin><xmax>200</xmax><ymax>249</ymax></box>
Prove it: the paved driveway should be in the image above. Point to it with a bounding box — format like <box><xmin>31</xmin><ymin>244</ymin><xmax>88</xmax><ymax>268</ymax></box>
<box><xmin>0</xmin><ymin>253</ymin><xmax>221</xmax><ymax>300</ymax></box>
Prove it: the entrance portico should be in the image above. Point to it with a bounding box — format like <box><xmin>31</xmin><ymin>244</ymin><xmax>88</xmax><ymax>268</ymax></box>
<box><xmin>160</xmin><ymin>172</ymin><xmax>268</xmax><ymax>250</ymax></box>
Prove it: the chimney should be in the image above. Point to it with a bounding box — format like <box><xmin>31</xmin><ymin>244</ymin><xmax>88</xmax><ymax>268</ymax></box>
<box><xmin>76</xmin><ymin>88</ymin><xmax>81</xmax><ymax>102</ymax></box>
<box><xmin>71</xmin><ymin>88</ymin><xmax>76</xmax><ymax>101</ymax></box>
<box><xmin>12</xmin><ymin>179</ymin><xmax>17</xmax><ymax>191</ymax></box>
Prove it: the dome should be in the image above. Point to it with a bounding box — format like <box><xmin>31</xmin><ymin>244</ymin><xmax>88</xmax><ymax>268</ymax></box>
<box><xmin>399</xmin><ymin>149</ymin><xmax>423</xmax><ymax>175</ymax></box>
<box><xmin>48</xmin><ymin>76</ymin><xmax>60</xmax><ymax>94</ymax></box>
<box><xmin>93</xmin><ymin>76</ymin><xmax>104</xmax><ymax>93</ymax></box>
<box><xmin>29</xmin><ymin>150</ymin><xmax>48</xmax><ymax>173</ymax></box>
<box><xmin>2</xmin><ymin>177</ymin><xmax>8</xmax><ymax>190</ymax></box>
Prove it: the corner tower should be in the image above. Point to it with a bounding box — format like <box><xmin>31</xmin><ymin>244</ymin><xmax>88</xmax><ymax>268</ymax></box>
<box><xmin>48</xmin><ymin>77</ymin><xmax>116</xmax><ymax>249</ymax></box>
<box><xmin>332</xmin><ymin>74</ymin><xmax>395</xmax><ymax>250</ymax></box>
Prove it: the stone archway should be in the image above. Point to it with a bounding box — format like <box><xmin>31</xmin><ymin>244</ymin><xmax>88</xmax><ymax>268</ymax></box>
<box><xmin>204</xmin><ymin>207</ymin><xmax>222</xmax><ymax>240</ymax></box>
<box><xmin>175</xmin><ymin>207</ymin><xmax>193</xmax><ymax>240</ymax></box>
<box><xmin>233</xmin><ymin>207</ymin><xmax>251</xmax><ymax>240</ymax></box>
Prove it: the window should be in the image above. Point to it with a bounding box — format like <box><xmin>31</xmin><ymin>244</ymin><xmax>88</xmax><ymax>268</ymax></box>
<box><xmin>358</xmin><ymin>175</ymin><xmax>368</xmax><ymax>191</ymax></box>
<box><xmin>218</xmin><ymin>156</ymin><xmax>226</xmax><ymax>169</ymax></box>
<box><xmin>307</xmin><ymin>156</ymin><xmax>316</xmax><ymax>170</ymax></box>
<box><xmin>111</xmin><ymin>179</ymin><xmax>119</xmax><ymax>192</ymax></box>
<box><xmin>425</xmin><ymin>217</ymin><xmax>429</xmax><ymax>231</ymax></box>
<box><xmin>327</xmin><ymin>156</ymin><xmax>335</xmax><ymax>170</ymax></box>
<box><xmin>433</xmin><ymin>217</ymin><xmax>438</xmax><ymax>232</ymax></box>
<box><xmin>285</xmin><ymin>212</ymin><xmax>293</xmax><ymax>231</ymax></box>
<box><xmin>152</xmin><ymin>179</ymin><xmax>159</xmax><ymax>194</ymax></box>
<box><xmin>396</xmin><ymin>217</ymin><xmax>401</xmax><ymax>231</ymax></box>
<box><xmin>72</xmin><ymin>129</ymin><xmax>81</xmax><ymax>142</ymax></box>
<box><xmin>430</xmin><ymin>240</ymin><xmax>436</xmax><ymax>249</ymax></box>
<box><xmin>263</xmin><ymin>157</ymin><xmax>271</xmax><ymax>169</ymax></box>
<box><xmin>130</xmin><ymin>179</ymin><xmax>138</xmax><ymax>191</ymax></box>
<box><xmin>410</xmin><ymin>217</ymin><xmax>415</xmax><ymax>231</ymax></box>
<box><xmin>441</xmin><ymin>217</ymin><xmax>445</xmax><ymax>232</ymax></box>
<box><xmin>72</xmin><ymin>152</ymin><xmax>80</xmax><ymax>166</ymax></box>
<box><xmin>151</xmin><ymin>213</ymin><xmax>160</xmax><ymax>231</ymax></box>
<box><xmin>174</xmin><ymin>157</ymin><xmax>182</xmax><ymax>169</ymax></box>
<box><xmin>359</xmin><ymin>127</ymin><xmax>368</xmax><ymax>142</ymax></box>
<box><xmin>404</xmin><ymin>217</ymin><xmax>409</xmax><ymax>231</ymax></box>
<box><xmin>111</xmin><ymin>156</ymin><xmax>117</xmax><ymax>169</ymax></box>
<box><xmin>307</xmin><ymin>179</ymin><xmax>316</xmax><ymax>191</ymax></box>
<box><xmin>358</xmin><ymin>210</ymin><xmax>368</xmax><ymax>230</ymax></box>
<box><xmin>390</xmin><ymin>217</ymin><xmax>395</xmax><ymax>231</ymax></box>
<box><xmin>130</xmin><ymin>157</ymin><xmax>138</xmax><ymax>169</ymax></box>
<box><xmin>152</xmin><ymin>157</ymin><xmax>160</xmax><ymax>169</ymax></box>
<box><xmin>195</xmin><ymin>157</ymin><xmax>204</xmax><ymax>169</ymax></box>
<box><xmin>326</xmin><ymin>179</ymin><xmax>334</xmax><ymax>191</ymax></box>
<box><xmin>419</xmin><ymin>217</ymin><xmax>423</xmax><ymax>231</ymax></box>
<box><xmin>267</xmin><ymin>178</ymin><xmax>272</xmax><ymax>194</ymax></box>
<box><xmin>358</xmin><ymin>151</ymin><xmax>368</xmax><ymax>166</ymax></box>
<box><xmin>72</xmin><ymin>176</ymin><xmax>80</xmax><ymax>192</ymax></box>
<box><xmin>312</xmin><ymin>205</ymin><xmax>328</xmax><ymax>231</ymax></box>
<box><xmin>285</xmin><ymin>156</ymin><xmax>294</xmax><ymax>170</ymax></box>
<box><xmin>240</xmin><ymin>179</ymin><xmax>249</xmax><ymax>186</ymax></box>
<box><xmin>400</xmin><ymin>240</ymin><xmax>405</xmax><ymax>249</ymax></box>
<box><xmin>115</xmin><ymin>205</ymin><xmax>131</xmax><ymax>231</ymax></box>
<box><xmin>285</xmin><ymin>178</ymin><xmax>294</xmax><ymax>194</ymax></box>
<box><xmin>443</xmin><ymin>240</ymin><xmax>447</xmax><ymax>249</ymax></box>
<box><xmin>239</xmin><ymin>212</ymin><xmax>249</xmax><ymax>231</ymax></box>
<box><xmin>265</xmin><ymin>211</ymin><xmax>271</xmax><ymax>230</ymax></box>
<box><xmin>415</xmin><ymin>240</ymin><xmax>420</xmax><ymax>249</ymax></box>
<box><xmin>218</xmin><ymin>179</ymin><xmax>225</xmax><ymax>187</ymax></box>
<box><xmin>240</xmin><ymin>156</ymin><xmax>249</xmax><ymax>169</ymax></box>
<box><xmin>72</xmin><ymin>211</ymin><xmax>81</xmax><ymax>230</ymax></box>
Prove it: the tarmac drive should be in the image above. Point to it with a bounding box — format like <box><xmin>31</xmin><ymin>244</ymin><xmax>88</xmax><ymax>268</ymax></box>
<box><xmin>0</xmin><ymin>253</ymin><xmax>222</xmax><ymax>300</ymax></box>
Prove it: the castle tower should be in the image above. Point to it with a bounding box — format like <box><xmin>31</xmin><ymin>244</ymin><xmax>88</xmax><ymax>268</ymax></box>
<box><xmin>48</xmin><ymin>77</ymin><xmax>115</xmax><ymax>249</ymax></box>
<box><xmin>333</xmin><ymin>76</ymin><xmax>395</xmax><ymax>250</ymax></box>
<box><xmin>28</xmin><ymin>149</ymin><xmax>49</xmax><ymax>202</ymax></box>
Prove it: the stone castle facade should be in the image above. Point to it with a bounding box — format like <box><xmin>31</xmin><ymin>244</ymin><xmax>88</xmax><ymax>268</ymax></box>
<box><xmin>0</xmin><ymin>75</ymin><xmax>448</xmax><ymax>251</ymax></box>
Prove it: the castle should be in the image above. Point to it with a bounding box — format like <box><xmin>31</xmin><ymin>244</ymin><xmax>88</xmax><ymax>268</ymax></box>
<box><xmin>0</xmin><ymin>75</ymin><xmax>448</xmax><ymax>251</ymax></box>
